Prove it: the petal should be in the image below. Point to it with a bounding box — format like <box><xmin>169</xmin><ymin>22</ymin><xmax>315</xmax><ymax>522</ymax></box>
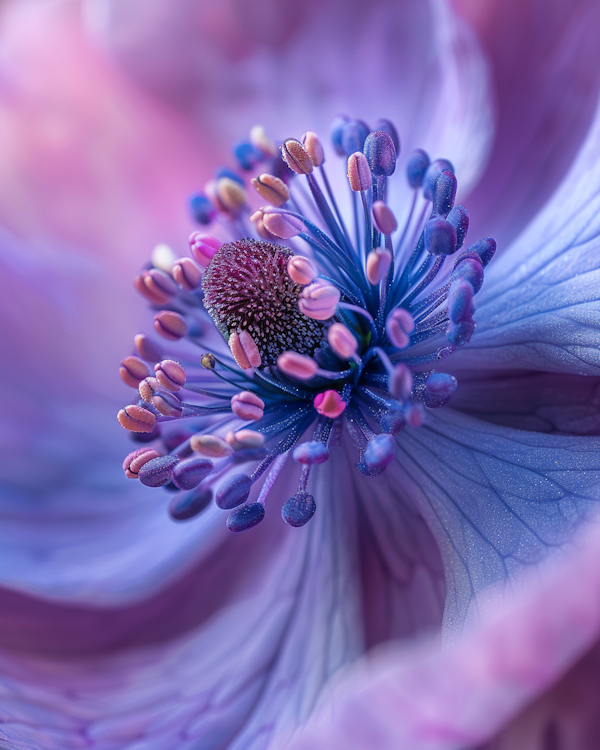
<box><xmin>394</xmin><ymin>409</ymin><xmax>600</xmax><ymax>630</ymax></box>
<box><xmin>457</xmin><ymin>0</ymin><xmax>600</xmax><ymax>249</ymax></box>
<box><xmin>88</xmin><ymin>0</ymin><xmax>493</xmax><ymax>188</ymax></box>
<box><xmin>452</xmin><ymin>94</ymin><xmax>600</xmax><ymax>376</ymax></box>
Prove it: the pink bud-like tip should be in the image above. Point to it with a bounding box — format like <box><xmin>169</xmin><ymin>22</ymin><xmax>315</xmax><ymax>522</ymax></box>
<box><xmin>154</xmin><ymin>310</ymin><xmax>188</xmax><ymax>340</ymax></box>
<box><xmin>287</xmin><ymin>255</ymin><xmax>317</xmax><ymax>286</ymax></box>
<box><xmin>386</xmin><ymin>308</ymin><xmax>415</xmax><ymax>349</ymax></box>
<box><xmin>299</xmin><ymin>279</ymin><xmax>340</xmax><ymax>320</ymax></box>
<box><xmin>189</xmin><ymin>233</ymin><xmax>222</xmax><ymax>267</ymax></box>
<box><xmin>277</xmin><ymin>351</ymin><xmax>318</xmax><ymax>380</ymax></box>
<box><xmin>314</xmin><ymin>390</ymin><xmax>346</xmax><ymax>418</ymax></box>
<box><xmin>372</xmin><ymin>201</ymin><xmax>398</xmax><ymax>235</ymax></box>
<box><xmin>327</xmin><ymin>323</ymin><xmax>358</xmax><ymax>360</ymax></box>
<box><xmin>366</xmin><ymin>249</ymin><xmax>392</xmax><ymax>285</ymax></box>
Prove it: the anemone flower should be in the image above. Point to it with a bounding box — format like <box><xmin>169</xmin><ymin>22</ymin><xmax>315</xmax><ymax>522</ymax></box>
<box><xmin>1</xmin><ymin>1</ymin><xmax>600</xmax><ymax>749</ymax></box>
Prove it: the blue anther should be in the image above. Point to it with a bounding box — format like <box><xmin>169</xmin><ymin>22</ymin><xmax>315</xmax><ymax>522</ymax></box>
<box><xmin>452</xmin><ymin>256</ymin><xmax>483</xmax><ymax>293</ymax></box>
<box><xmin>406</xmin><ymin>149</ymin><xmax>430</xmax><ymax>188</ymax></box>
<box><xmin>469</xmin><ymin>237</ymin><xmax>497</xmax><ymax>267</ymax></box>
<box><xmin>172</xmin><ymin>456</ymin><xmax>214</xmax><ymax>490</ymax></box>
<box><xmin>424</xmin><ymin>218</ymin><xmax>457</xmax><ymax>256</ymax></box>
<box><xmin>215</xmin><ymin>167</ymin><xmax>244</xmax><ymax>185</ymax></box>
<box><xmin>423</xmin><ymin>158</ymin><xmax>454</xmax><ymax>201</ymax></box>
<box><xmin>448</xmin><ymin>279</ymin><xmax>474</xmax><ymax>323</ymax></box>
<box><xmin>227</xmin><ymin>502</ymin><xmax>265</xmax><ymax>532</ymax></box>
<box><xmin>341</xmin><ymin>119</ymin><xmax>370</xmax><ymax>157</ymax></box>
<box><xmin>292</xmin><ymin>441</ymin><xmax>330</xmax><ymax>465</ymax></box>
<box><xmin>188</xmin><ymin>193</ymin><xmax>215</xmax><ymax>225</ymax></box>
<box><xmin>364</xmin><ymin>433</ymin><xmax>396</xmax><ymax>471</ymax></box>
<box><xmin>363</xmin><ymin>130</ymin><xmax>396</xmax><ymax>177</ymax></box>
<box><xmin>380</xmin><ymin>402</ymin><xmax>405</xmax><ymax>435</ymax></box>
<box><xmin>282</xmin><ymin>492</ymin><xmax>316</xmax><ymax>527</ymax></box>
<box><xmin>373</xmin><ymin>118</ymin><xmax>400</xmax><ymax>155</ymax></box>
<box><xmin>432</xmin><ymin>170</ymin><xmax>457</xmax><ymax>217</ymax></box>
<box><xmin>447</xmin><ymin>205</ymin><xmax>469</xmax><ymax>249</ymax></box>
<box><xmin>423</xmin><ymin>372</ymin><xmax>457</xmax><ymax>409</ymax></box>
<box><xmin>139</xmin><ymin>455</ymin><xmax>179</xmax><ymax>488</ymax></box>
<box><xmin>169</xmin><ymin>486</ymin><xmax>212</xmax><ymax>521</ymax></box>
<box><xmin>330</xmin><ymin>114</ymin><xmax>351</xmax><ymax>156</ymax></box>
<box><xmin>233</xmin><ymin>142</ymin><xmax>263</xmax><ymax>171</ymax></box>
<box><xmin>447</xmin><ymin>319</ymin><xmax>475</xmax><ymax>347</ymax></box>
<box><xmin>215</xmin><ymin>473</ymin><xmax>252</xmax><ymax>510</ymax></box>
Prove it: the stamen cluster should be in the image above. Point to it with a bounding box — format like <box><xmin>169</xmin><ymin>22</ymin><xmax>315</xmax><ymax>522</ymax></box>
<box><xmin>117</xmin><ymin>117</ymin><xmax>496</xmax><ymax>533</ymax></box>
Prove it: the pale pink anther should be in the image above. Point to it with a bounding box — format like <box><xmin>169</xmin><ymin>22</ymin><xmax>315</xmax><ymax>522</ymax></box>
<box><xmin>119</xmin><ymin>356</ymin><xmax>149</xmax><ymax>388</ymax></box>
<box><xmin>347</xmin><ymin>152</ymin><xmax>372</xmax><ymax>192</ymax></box>
<box><xmin>405</xmin><ymin>402</ymin><xmax>424</xmax><ymax>427</ymax></box>
<box><xmin>152</xmin><ymin>391</ymin><xmax>183</xmax><ymax>417</ymax></box>
<box><xmin>287</xmin><ymin>255</ymin><xmax>317</xmax><ymax>286</ymax></box>
<box><xmin>281</xmin><ymin>138</ymin><xmax>314</xmax><ymax>175</ymax></box>
<box><xmin>314</xmin><ymin>390</ymin><xmax>346</xmax><ymax>418</ymax></box>
<box><xmin>216</xmin><ymin>177</ymin><xmax>246</xmax><ymax>212</ymax></box>
<box><xmin>123</xmin><ymin>447</ymin><xmax>161</xmax><ymax>479</ymax></box>
<box><xmin>366</xmin><ymin>248</ymin><xmax>392</xmax><ymax>285</ymax></box>
<box><xmin>386</xmin><ymin>308</ymin><xmax>415</xmax><ymax>349</ymax></box>
<box><xmin>226</xmin><ymin>429</ymin><xmax>265</xmax><ymax>450</ymax></box>
<box><xmin>372</xmin><ymin>201</ymin><xmax>398</xmax><ymax>235</ymax></box>
<box><xmin>139</xmin><ymin>376</ymin><xmax>161</xmax><ymax>402</ymax></box>
<box><xmin>231</xmin><ymin>391</ymin><xmax>265</xmax><ymax>421</ymax></box>
<box><xmin>203</xmin><ymin>179</ymin><xmax>222</xmax><ymax>211</ymax></box>
<box><xmin>151</xmin><ymin>243</ymin><xmax>176</xmax><ymax>273</ymax></box>
<box><xmin>134</xmin><ymin>334</ymin><xmax>163</xmax><ymax>362</ymax></box>
<box><xmin>389</xmin><ymin>362</ymin><xmax>413</xmax><ymax>401</ymax></box>
<box><xmin>190</xmin><ymin>433</ymin><xmax>233</xmax><ymax>458</ymax></box>
<box><xmin>154</xmin><ymin>360</ymin><xmax>186</xmax><ymax>391</ymax></box>
<box><xmin>251</xmin><ymin>174</ymin><xmax>289</xmax><ymax>207</ymax></box>
<box><xmin>154</xmin><ymin>310</ymin><xmax>188</xmax><ymax>340</ymax></box>
<box><xmin>250</xmin><ymin>209</ymin><xmax>278</xmax><ymax>240</ymax></box>
<box><xmin>262</xmin><ymin>210</ymin><xmax>304</xmax><ymax>239</ymax></box>
<box><xmin>250</xmin><ymin>125</ymin><xmax>278</xmax><ymax>157</ymax></box>
<box><xmin>277</xmin><ymin>351</ymin><xmax>318</xmax><ymax>380</ymax></box>
<box><xmin>299</xmin><ymin>278</ymin><xmax>340</xmax><ymax>320</ymax></box>
<box><xmin>327</xmin><ymin>323</ymin><xmax>358</xmax><ymax>360</ymax></box>
<box><xmin>117</xmin><ymin>405</ymin><xmax>156</xmax><ymax>433</ymax></box>
<box><xmin>172</xmin><ymin>257</ymin><xmax>203</xmax><ymax>291</ymax></box>
<box><xmin>189</xmin><ymin>233</ymin><xmax>222</xmax><ymax>267</ymax></box>
<box><xmin>301</xmin><ymin>131</ymin><xmax>325</xmax><ymax>167</ymax></box>
<box><xmin>134</xmin><ymin>270</ymin><xmax>173</xmax><ymax>305</ymax></box>
<box><xmin>229</xmin><ymin>329</ymin><xmax>261</xmax><ymax>370</ymax></box>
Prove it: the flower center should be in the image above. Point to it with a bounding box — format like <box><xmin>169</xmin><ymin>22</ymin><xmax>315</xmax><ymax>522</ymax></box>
<box><xmin>202</xmin><ymin>239</ymin><xmax>325</xmax><ymax>366</ymax></box>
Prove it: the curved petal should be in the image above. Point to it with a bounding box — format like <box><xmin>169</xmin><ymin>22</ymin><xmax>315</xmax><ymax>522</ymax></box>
<box><xmin>452</xmin><ymin>92</ymin><xmax>600</xmax><ymax>376</ymax></box>
<box><xmin>276</xmin><ymin>517</ymin><xmax>600</xmax><ymax>750</ymax></box>
<box><xmin>87</xmin><ymin>0</ymin><xmax>493</xmax><ymax>188</ymax></box>
<box><xmin>394</xmin><ymin>409</ymin><xmax>600</xmax><ymax>631</ymax></box>
<box><xmin>455</xmin><ymin>0</ymin><xmax>600</xmax><ymax>249</ymax></box>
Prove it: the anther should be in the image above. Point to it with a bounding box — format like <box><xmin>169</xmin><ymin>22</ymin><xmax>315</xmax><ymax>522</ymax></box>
<box><xmin>169</xmin><ymin>486</ymin><xmax>213</xmax><ymax>521</ymax></box>
<box><xmin>301</xmin><ymin>131</ymin><xmax>325</xmax><ymax>167</ymax></box>
<box><xmin>172</xmin><ymin>456</ymin><xmax>213</xmax><ymax>490</ymax></box>
<box><xmin>340</xmin><ymin>119</ymin><xmax>370</xmax><ymax>157</ymax></box>
<box><xmin>154</xmin><ymin>310</ymin><xmax>189</xmax><ymax>340</ymax></box>
<box><xmin>277</xmin><ymin>351</ymin><xmax>318</xmax><ymax>380</ymax></box>
<box><xmin>250</xmin><ymin>124</ymin><xmax>278</xmax><ymax>157</ymax></box>
<box><xmin>190</xmin><ymin>433</ymin><xmax>234</xmax><ymax>458</ymax></box>
<box><xmin>231</xmin><ymin>391</ymin><xmax>265</xmax><ymax>421</ymax></box>
<box><xmin>119</xmin><ymin>356</ymin><xmax>150</xmax><ymax>388</ymax></box>
<box><xmin>282</xmin><ymin>138</ymin><xmax>314</xmax><ymax>175</ymax></box>
<box><xmin>423</xmin><ymin>159</ymin><xmax>454</xmax><ymax>201</ymax></box>
<box><xmin>372</xmin><ymin>201</ymin><xmax>398</xmax><ymax>235</ymax></box>
<box><xmin>226</xmin><ymin>429</ymin><xmax>265</xmax><ymax>451</ymax></box>
<box><xmin>327</xmin><ymin>323</ymin><xmax>358</xmax><ymax>360</ymax></box>
<box><xmin>363</xmin><ymin>130</ymin><xmax>396</xmax><ymax>177</ymax></box>
<box><xmin>250</xmin><ymin>208</ymin><xmax>278</xmax><ymax>240</ymax></box>
<box><xmin>447</xmin><ymin>205</ymin><xmax>469</xmax><ymax>249</ymax></box>
<box><xmin>386</xmin><ymin>308</ymin><xmax>415</xmax><ymax>349</ymax></box>
<box><xmin>299</xmin><ymin>279</ymin><xmax>340</xmax><ymax>320</ymax></box>
<box><xmin>227</xmin><ymin>503</ymin><xmax>265</xmax><ymax>532</ymax></box>
<box><xmin>448</xmin><ymin>279</ymin><xmax>474</xmax><ymax>324</ymax></box>
<box><xmin>134</xmin><ymin>333</ymin><xmax>163</xmax><ymax>362</ymax></box>
<box><xmin>287</xmin><ymin>255</ymin><xmax>317</xmax><ymax>286</ymax></box>
<box><xmin>151</xmin><ymin>243</ymin><xmax>176</xmax><ymax>273</ymax></box>
<box><xmin>189</xmin><ymin>193</ymin><xmax>216</xmax><ymax>225</ymax></box>
<box><xmin>251</xmin><ymin>174</ymin><xmax>290</xmax><ymax>207</ymax></box>
<box><xmin>423</xmin><ymin>372</ymin><xmax>457</xmax><ymax>409</ymax></box>
<box><xmin>215</xmin><ymin>177</ymin><xmax>247</xmax><ymax>213</ymax></box>
<box><xmin>373</xmin><ymin>118</ymin><xmax>400</xmax><ymax>154</ymax></box>
<box><xmin>406</xmin><ymin>149</ymin><xmax>430</xmax><ymax>188</ymax></box>
<box><xmin>364</xmin><ymin>433</ymin><xmax>396</xmax><ymax>471</ymax></box>
<box><xmin>424</xmin><ymin>218</ymin><xmax>457</xmax><ymax>256</ymax></box>
<box><xmin>172</xmin><ymin>257</ymin><xmax>203</xmax><ymax>291</ymax></box>
<box><xmin>293</xmin><ymin>441</ymin><xmax>329</xmax><ymax>465</ymax></box>
<box><xmin>138</xmin><ymin>376</ymin><xmax>160</xmax><ymax>402</ymax></box>
<box><xmin>117</xmin><ymin>404</ymin><xmax>157</xmax><ymax>433</ymax></box>
<box><xmin>282</xmin><ymin>493</ymin><xmax>316</xmax><ymax>527</ymax></box>
<box><xmin>347</xmin><ymin>152</ymin><xmax>372</xmax><ymax>192</ymax></box>
<box><xmin>123</xmin><ymin>447</ymin><xmax>161</xmax><ymax>479</ymax></box>
<box><xmin>388</xmin><ymin>363</ymin><xmax>413</xmax><ymax>401</ymax></box>
<box><xmin>189</xmin><ymin>233</ymin><xmax>222</xmax><ymax>267</ymax></box>
<box><xmin>330</xmin><ymin>114</ymin><xmax>350</xmax><ymax>155</ymax></box>
<box><xmin>314</xmin><ymin>390</ymin><xmax>346</xmax><ymax>418</ymax></box>
<box><xmin>366</xmin><ymin>249</ymin><xmax>392</xmax><ymax>285</ymax></box>
<box><xmin>216</xmin><ymin>473</ymin><xmax>252</xmax><ymax>509</ymax></box>
<box><xmin>229</xmin><ymin>329</ymin><xmax>262</xmax><ymax>370</ymax></box>
<box><xmin>469</xmin><ymin>237</ymin><xmax>497</xmax><ymax>267</ymax></box>
<box><xmin>233</xmin><ymin>141</ymin><xmax>262</xmax><ymax>171</ymax></box>
<box><xmin>152</xmin><ymin>390</ymin><xmax>183</xmax><ymax>418</ymax></box>
<box><xmin>200</xmin><ymin>353</ymin><xmax>216</xmax><ymax>370</ymax></box>
<box><xmin>262</xmin><ymin>210</ymin><xmax>304</xmax><ymax>239</ymax></box>
<box><xmin>432</xmin><ymin>170</ymin><xmax>457</xmax><ymax>217</ymax></box>
<box><xmin>452</xmin><ymin>256</ymin><xmax>483</xmax><ymax>293</ymax></box>
<box><xmin>134</xmin><ymin>270</ymin><xmax>175</xmax><ymax>305</ymax></box>
<box><xmin>139</xmin><ymin>455</ymin><xmax>179</xmax><ymax>488</ymax></box>
<box><xmin>154</xmin><ymin>360</ymin><xmax>186</xmax><ymax>391</ymax></box>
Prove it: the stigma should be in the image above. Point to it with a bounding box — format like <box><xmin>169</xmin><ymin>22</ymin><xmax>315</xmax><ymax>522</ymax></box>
<box><xmin>117</xmin><ymin>116</ymin><xmax>496</xmax><ymax>533</ymax></box>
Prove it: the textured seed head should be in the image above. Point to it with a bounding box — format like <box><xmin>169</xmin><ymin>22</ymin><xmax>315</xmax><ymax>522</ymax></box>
<box><xmin>202</xmin><ymin>239</ymin><xmax>326</xmax><ymax>366</ymax></box>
